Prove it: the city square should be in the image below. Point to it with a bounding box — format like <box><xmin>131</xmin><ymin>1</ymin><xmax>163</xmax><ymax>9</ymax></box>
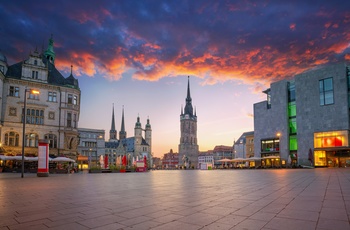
<box><xmin>1</xmin><ymin>169</ymin><xmax>349</xmax><ymax>230</ymax></box>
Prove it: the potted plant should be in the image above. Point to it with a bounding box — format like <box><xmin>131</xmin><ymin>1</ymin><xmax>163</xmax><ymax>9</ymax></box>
<box><xmin>119</xmin><ymin>165</ymin><xmax>126</xmax><ymax>173</ymax></box>
<box><xmin>89</xmin><ymin>166</ymin><xmax>102</xmax><ymax>173</ymax></box>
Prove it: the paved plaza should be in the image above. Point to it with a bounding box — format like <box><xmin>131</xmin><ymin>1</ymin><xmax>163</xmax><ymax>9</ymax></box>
<box><xmin>0</xmin><ymin>169</ymin><xmax>350</xmax><ymax>230</ymax></box>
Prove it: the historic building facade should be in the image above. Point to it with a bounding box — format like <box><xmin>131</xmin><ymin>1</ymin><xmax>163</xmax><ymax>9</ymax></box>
<box><xmin>254</xmin><ymin>62</ymin><xmax>350</xmax><ymax>167</ymax></box>
<box><xmin>105</xmin><ymin>106</ymin><xmax>152</xmax><ymax>167</ymax></box>
<box><xmin>162</xmin><ymin>149</ymin><xmax>179</xmax><ymax>169</ymax></box>
<box><xmin>0</xmin><ymin>36</ymin><xmax>80</xmax><ymax>158</ymax></box>
<box><xmin>178</xmin><ymin>77</ymin><xmax>199</xmax><ymax>168</ymax></box>
<box><xmin>234</xmin><ymin>131</ymin><xmax>254</xmax><ymax>159</ymax></box>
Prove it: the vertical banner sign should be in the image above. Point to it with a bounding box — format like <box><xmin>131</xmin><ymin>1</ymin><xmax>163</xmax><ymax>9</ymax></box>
<box><xmin>37</xmin><ymin>139</ymin><xmax>49</xmax><ymax>177</ymax></box>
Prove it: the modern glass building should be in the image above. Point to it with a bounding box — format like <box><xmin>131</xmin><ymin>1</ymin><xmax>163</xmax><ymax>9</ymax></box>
<box><xmin>254</xmin><ymin>62</ymin><xmax>350</xmax><ymax>167</ymax></box>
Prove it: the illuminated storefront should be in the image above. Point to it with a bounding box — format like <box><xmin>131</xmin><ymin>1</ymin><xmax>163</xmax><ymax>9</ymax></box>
<box><xmin>261</xmin><ymin>138</ymin><xmax>280</xmax><ymax>167</ymax></box>
<box><xmin>314</xmin><ymin>131</ymin><xmax>350</xmax><ymax>167</ymax></box>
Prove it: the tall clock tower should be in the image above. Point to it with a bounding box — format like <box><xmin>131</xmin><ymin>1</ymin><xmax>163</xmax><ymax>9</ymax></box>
<box><xmin>178</xmin><ymin>76</ymin><xmax>199</xmax><ymax>168</ymax></box>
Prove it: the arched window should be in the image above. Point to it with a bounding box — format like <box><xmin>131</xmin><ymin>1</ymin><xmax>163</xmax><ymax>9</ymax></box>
<box><xmin>44</xmin><ymin>134</ymin><xmax>57</xmax><ymax>149</ymax></box>
<box><xmin>25</xmin><ymin>133</ymin><xmax>38</xmax><ymax>147</ymax></box>
<box><xmin>4</xmin><ymin>132</ymin><xmax>19</xmax><ymax>146</ymax></box>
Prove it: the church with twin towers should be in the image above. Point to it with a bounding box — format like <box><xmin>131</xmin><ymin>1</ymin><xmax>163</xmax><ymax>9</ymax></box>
<box><xmin>179</xmin><ymin>77</ymin><xmax>199</xmax><ymax>168</ymax></box>
<box><xmin>105</xmin><ymin>105</ymin><xmax>152</xmax><ymax>164</ymax></box>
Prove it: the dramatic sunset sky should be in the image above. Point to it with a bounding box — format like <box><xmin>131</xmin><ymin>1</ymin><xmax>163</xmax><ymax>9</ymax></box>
<box><xmin>1</xmin><ymin>1</ymin><xmax>350</xmax><ymax>157</ymax></box>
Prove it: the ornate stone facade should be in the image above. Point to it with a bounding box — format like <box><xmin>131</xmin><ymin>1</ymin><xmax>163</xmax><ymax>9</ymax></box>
<box><xmin>0</xmin><ymin>36</ymin><xmax>80</xmax><ymax>158</ymax></box>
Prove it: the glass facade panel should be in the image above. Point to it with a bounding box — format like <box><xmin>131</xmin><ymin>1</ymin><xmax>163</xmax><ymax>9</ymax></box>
<box><xmin>289</xmin><ymin>118</ymin><xmax>297</xmax><ymax>134</ymax></box>
<box><xmin>289</xmin><ymin>136</ymin><xmax>298</xmax><ymax>150</ymax></box>
<box><xmin>288</xmin><ymin>102</ymin><xmax>296</xmax><ymax>117</ymax></box>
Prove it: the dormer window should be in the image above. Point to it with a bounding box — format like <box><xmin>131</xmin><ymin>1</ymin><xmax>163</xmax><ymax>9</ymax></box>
<box><xmin>32</xmin><ymin>71</ymin><xmax>38</xmax><ymax>79</ymax></box>
<box><xmin>34</xmin><ymin>60</ymin><xmax>37</xmax><ymax>65</ymax></box>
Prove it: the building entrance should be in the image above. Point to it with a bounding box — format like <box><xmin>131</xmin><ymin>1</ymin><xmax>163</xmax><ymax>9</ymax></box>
<box><xmin>315</xmin><ymin>150</ymin><xmax>350</xmax><ymax>167</ymax></box>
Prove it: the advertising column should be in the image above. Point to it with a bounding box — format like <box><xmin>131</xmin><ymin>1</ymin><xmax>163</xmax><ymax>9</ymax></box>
<box><xmin>37</xmin><ymin>139</ymin><xmax>49</xmax><ymax>177</ymax></box>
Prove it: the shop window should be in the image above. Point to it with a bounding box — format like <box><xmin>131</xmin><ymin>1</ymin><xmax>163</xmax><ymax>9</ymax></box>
<box><xmin>314</xmin><ymin>151</ymin><xmax>327</xmax><ymax>167</ymax></box>
<box><xmin>314</xmin><ymin>131</ymin><xmax>348</xmax><ymax>148</ymax></box>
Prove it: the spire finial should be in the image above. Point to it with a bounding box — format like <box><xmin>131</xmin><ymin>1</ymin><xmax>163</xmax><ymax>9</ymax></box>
<box><xmin>70</xmin><ymin>65</ymin><xmax>73</xmax><ymax>75</ymax></box>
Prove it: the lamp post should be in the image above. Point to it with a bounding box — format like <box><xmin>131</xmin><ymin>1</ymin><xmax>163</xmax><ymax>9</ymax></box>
<box><xmin>95</xmin><ymin>135</ymin><xmax>102</xmax><ymax>167</ymax></box>
<box><xmin>21</xmin><ymin>88</ymin><xmax>40</xmax><ymax>178</ymax></box>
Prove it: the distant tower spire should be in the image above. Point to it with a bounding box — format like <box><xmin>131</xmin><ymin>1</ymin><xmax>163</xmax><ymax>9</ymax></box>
<box><xmin>119</xmin><ymin>106</ymin><xmax>126</xmax><ymax>140</ymax></box>
<box><xmin>184</xmin><ymin>76</ymin><xmax>194</xmax><ymax>116</ymax></box>
<box><xmin>109</xmin><ymin>104</ymin><xmax>117</xmax><ymax>141</ymax></box>
<box><xmin>44</xmin><ymin>34</ymin><xmax>56</xmax><ymax>64</ymax></box>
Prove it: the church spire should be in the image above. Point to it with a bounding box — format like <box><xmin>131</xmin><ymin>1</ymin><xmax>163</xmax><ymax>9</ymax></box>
<box><xmin>109</xmin><ymin>104</ymin><xmax>117</xmax><ymax>141</ymax></box>
<box><xmin>119</xmin><ymin>106</ymin><xmax>126</xmax><ymax>140</ymax></box>
<box><xmin>111</xmin><ymin>104</ymin><xmax>116</xmax><ymax>131</ymax></box>
<box><xmin>184</xmin><ymin>76</ymin><xmax>194</xmax><ymax>116</ymax></box>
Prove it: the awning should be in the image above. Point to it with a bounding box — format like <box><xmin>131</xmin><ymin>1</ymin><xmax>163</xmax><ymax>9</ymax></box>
<box><xmin>50</xmin><ymin>157</ymin><xmax>75</xmax><ymax>163</ymax></box>
<box><xmin>263</xmin><ymin>155</ymin><xmax>280</xmax><ymax>159</ymax></box>
<box><xmin>217</xmin><ymin>158</ymin><xmax>232</xmax><ymax>162</ymax></box>
<box><xmin>232</xmin><ymin>158</ymin><xmax>246</xmax><ymax>162</ymax></box>
<box><xmin>246</xmin><ymin>157</ymin><xmax>262</xmax><ymax>161</ymax></box>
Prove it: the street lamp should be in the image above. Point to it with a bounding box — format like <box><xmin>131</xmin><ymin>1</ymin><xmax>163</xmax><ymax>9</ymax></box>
<box><xmin>22</xmin><ymin>88</ymin><xmax>40</xmax><ymax>178</ymax></box>
<box><xmin>95</xmin><ymin>135</ymin><xmax>102</xmax><ymax>167</ymax></box>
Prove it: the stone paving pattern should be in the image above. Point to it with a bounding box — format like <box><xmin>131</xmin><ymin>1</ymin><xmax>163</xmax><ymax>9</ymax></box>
<box><xmin>0</xmin><ymin>168</ymin><xmax>349</xmax><ymax>230</ymax></box>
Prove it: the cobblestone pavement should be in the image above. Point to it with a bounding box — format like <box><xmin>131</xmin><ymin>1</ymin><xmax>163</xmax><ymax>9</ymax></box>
<box><xmin>0</xmin><ymin>168</ymin><xmax>349</xmax><ymax>230</ymax></box>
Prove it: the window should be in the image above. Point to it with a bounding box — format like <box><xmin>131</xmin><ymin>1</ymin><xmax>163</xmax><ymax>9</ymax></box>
<box><xmin>48</xmin><ymin>92</ymin><xmax>57</xmax><ymax>102</ymax></box>
<box><xmin>289</xmin><ymin>136</ymin><xmax>298</xmax><ymax>151</ymax></box>
<box><xmin>67</xmin><ymin>112</ymin><xmax>72</xmax><ymax>127</ymax></box>
<box><xmin>68</xmin><ymin>94</ymin><xmax>73</xmax><ymax>104</ymax></box>
<box><xmin>73</xmin><ymin>114</ymin><xmax>77</xmax><ymax>128</ymax></box>
<box><xmin>4</xmin><ymin>132</ymin><xmax>19</xmax><ymax>146</ymax></box>
<box><xmin>22</xmin><ymin>108</ymin><xmax>44</xmax><ymax>125</ymax></box>
<box><xmin>288</xmin><ymin>102</ymin><xmax>296</xmax><ymax>117</ymax></box>
<box><xmin>261</xmin><ymin>139</ymin><xmax>280</xmax><ymax>152</ymax></box>
<box><xmin>32</xmin><ymin>71</ymin><xmax>38</xmax><ymax>79</ymax></box>
<box><xmin>289</xmin><ymin>118</ymin><xmax>297</xmax><ymax>134</ymax></box>
<box><xmin>288</xmin><ymin>82</ymin><xmax>295</xmax><ymax>102</ymax></box>
<box><xmin>34</xmin><ymin>60</ymin><xmax>37</xmax><ymax>65</ymax></box>
<box><xmin>44</xmin><ymin>134</ymin><xmax>57</xmax><ymax>148</ymax></box>
<box><xmin>25</xmin><ymin>133</ymin><xmax>38</xmax><ymax>147</ymax></box>
<box><xmin>267</xmin><ymin>91</ymin><xmax>271</xmax><ymax>109</ymax></box>
<box><xmin>319</xmin><ymin>78</ymin><xmax>334</xmax><ymax>105</ymax></box>
<box><xmin>73</xmin><ymin>95</ymin><xmax>77</xmax><ymax>105</ymax></box>
<box><xmin>9</xmin><ymin>86</ymin><xmax>19</xmax><ymax>97</ymax></box>
<box><xmin>29</xmin><ymin>92</ymin><xmax>39</xmax><ymax>100</ymax></box>
<box><xmin>314</xmin><ymin>131</ymin><xmax>348</xmax><ymax>148</ymax></box>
